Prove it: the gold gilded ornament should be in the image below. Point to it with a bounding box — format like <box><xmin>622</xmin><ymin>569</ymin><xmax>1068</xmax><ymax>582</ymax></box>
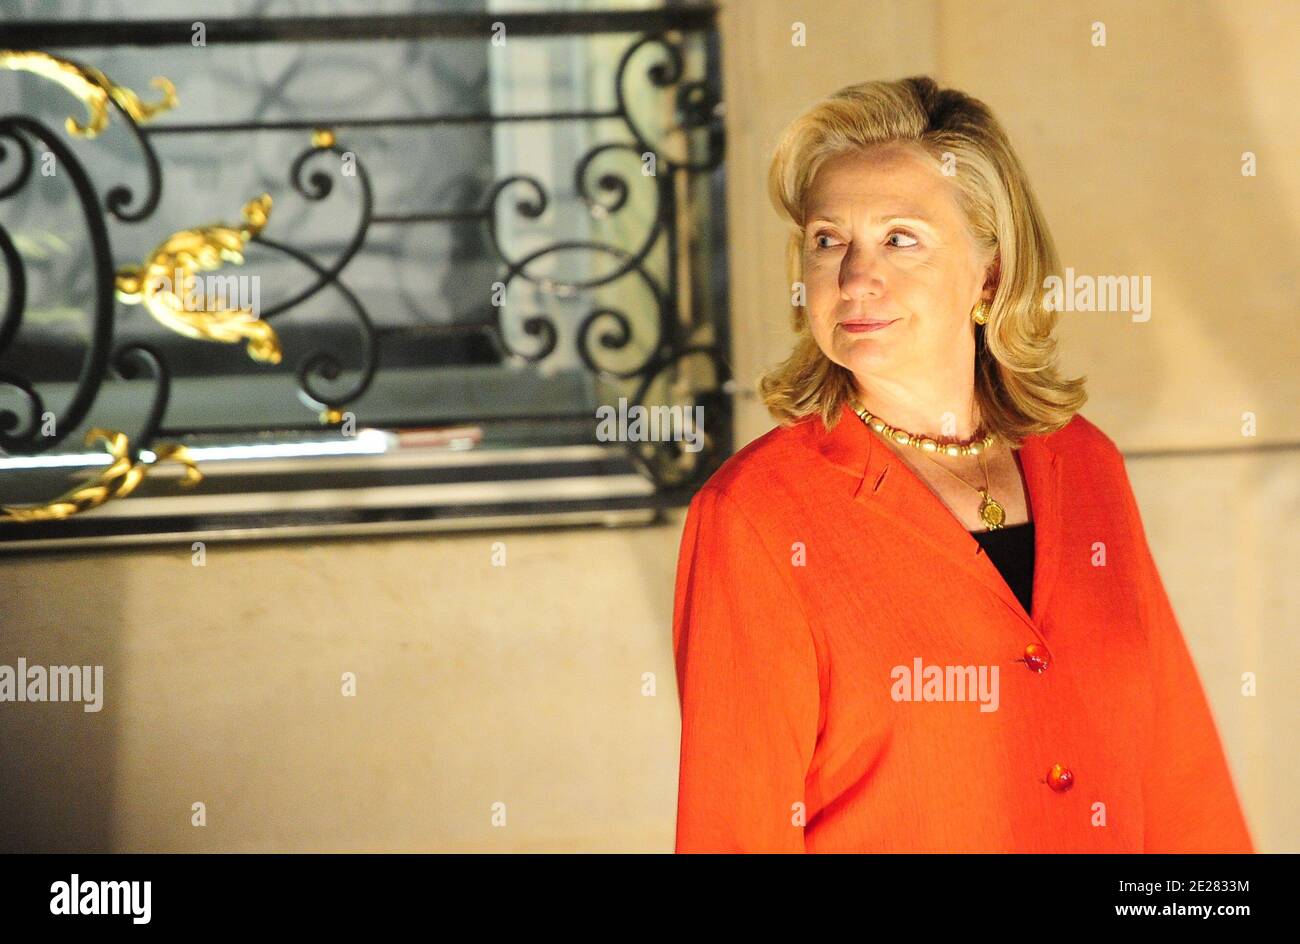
<box><xmin>115</xmin><ymin>194</ymin><xmax>281</xmax><ymax>364</ymax></box>
<box><xmin>0</xmin><ymin>49</ymin><xmax>177</xmax><ymax>139</ymax></box>
<box><xmin>1</xmin><ymin>428</ymin><xmax>202</xmax><ymax>523</ymax></box>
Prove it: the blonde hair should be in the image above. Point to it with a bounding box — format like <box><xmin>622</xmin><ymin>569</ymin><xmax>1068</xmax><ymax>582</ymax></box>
<box><xmin>759</xmin><ymin>75</ymin><xmax>1086</xmax><ymax>446</ymax></box>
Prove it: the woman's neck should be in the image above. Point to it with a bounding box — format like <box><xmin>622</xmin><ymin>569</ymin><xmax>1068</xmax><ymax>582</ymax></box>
<box><xmin>852</xmin><ymin>375</ymin><xmax>982</xmax><ymax>442</ymax></box>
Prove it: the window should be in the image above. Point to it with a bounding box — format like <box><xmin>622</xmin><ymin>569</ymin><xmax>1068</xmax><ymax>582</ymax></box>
<box><xmin>0</xmin><ymin>1</ymin><xmax>731</xmax><ymax>549</ymax></box>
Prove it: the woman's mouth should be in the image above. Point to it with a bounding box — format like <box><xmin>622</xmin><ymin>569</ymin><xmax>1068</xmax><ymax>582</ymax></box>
<box><xmin>839</xmin><ymin>319</ymin><xmax>899</xmax><ymax>333</ymax></box>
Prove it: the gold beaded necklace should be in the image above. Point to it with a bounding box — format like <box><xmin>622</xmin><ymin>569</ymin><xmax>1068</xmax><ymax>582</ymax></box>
<box><xmin>850</xmin><ymin>400</ymin><xmax>1007</xmax><ymax>530</ymax></box>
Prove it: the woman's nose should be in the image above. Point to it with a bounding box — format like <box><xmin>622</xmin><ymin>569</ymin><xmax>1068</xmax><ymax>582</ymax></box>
<box><xmin>839</xmin><ymin>246</ymin><xmax>885</xmax><ymax>300</ymax></box>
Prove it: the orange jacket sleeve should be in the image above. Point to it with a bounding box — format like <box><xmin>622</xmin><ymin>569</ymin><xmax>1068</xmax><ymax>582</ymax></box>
<box><xmin>672</xmin><ymin>485</ymin><xmax>822</xmax><ymax>853</ymax></box>
<box><xmin>1116</xmin><ymin>456</ymin><xmax>1255</xmax><ymax>853</ymax></box>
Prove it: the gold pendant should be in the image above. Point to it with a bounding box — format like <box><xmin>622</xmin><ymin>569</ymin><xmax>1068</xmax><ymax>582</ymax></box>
<box><xmin>978</xmin><ymin>491</ymin><xmax>1006</xmax><ymax>529</ymax></box>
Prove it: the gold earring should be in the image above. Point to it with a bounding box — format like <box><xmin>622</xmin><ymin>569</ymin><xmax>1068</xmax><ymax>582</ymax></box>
<box><xmin>971</xmin><ymin>300</ymin><xmax>990</xmax><ymax>325</ymax></box>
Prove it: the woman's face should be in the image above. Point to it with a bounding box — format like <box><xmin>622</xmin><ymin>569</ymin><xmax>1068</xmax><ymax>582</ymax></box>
<box><xmin>800</xmin><ymin>143</ymin><xmax>994</xmax><ymax>384</ymax></box>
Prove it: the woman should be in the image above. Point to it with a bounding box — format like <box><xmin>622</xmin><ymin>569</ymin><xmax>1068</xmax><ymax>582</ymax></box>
<box><xmin>671</xmin><ymin>76</ymin><xmax>1254</xmax><ymax>853</ymax></box>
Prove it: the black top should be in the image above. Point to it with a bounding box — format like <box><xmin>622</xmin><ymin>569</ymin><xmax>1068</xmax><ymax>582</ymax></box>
<box><xmin>969</xmin><ymin>521</ymin><xmax>1035</xmax><ymax>617</ymax></box>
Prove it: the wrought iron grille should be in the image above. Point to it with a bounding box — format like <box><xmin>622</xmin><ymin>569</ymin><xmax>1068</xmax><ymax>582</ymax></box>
<box><xmin>0</xmin><ymin>4</ymin><xmax>732</xmax><ymax>550</ymax></box>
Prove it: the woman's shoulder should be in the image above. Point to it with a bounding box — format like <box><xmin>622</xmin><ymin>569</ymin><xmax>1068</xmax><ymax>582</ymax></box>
<box><xmin>691</xmin><ymin>414</ymin><xmax>824</xmax><ymax>510</ymax></box>
<box><xmin>1039</xmin><ymin>411</ymin><xmax>1124</xmax><ymax>461</ymax></box>
<box><xmin>1037</xmin><ymin>412</ymin><xmax>1143</xmax><ymax>500</ymax></box>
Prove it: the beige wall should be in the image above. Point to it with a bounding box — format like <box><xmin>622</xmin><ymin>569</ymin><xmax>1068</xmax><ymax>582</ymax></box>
<box><xmin>1</xmin><ymin>0</ymin><xmax>1295</xmax><ymax>852</ymax></box>
<box><xmin>1</xmin><ymin>527</ymin><xmax>683</xmax><ymax>852</ymax></box>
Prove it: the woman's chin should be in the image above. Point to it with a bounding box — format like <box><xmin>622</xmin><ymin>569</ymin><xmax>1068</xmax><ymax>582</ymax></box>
<box><xmin>834</xmin><ymin>342</ymin><xmax>896</xmax><ymax>375</ymax></box>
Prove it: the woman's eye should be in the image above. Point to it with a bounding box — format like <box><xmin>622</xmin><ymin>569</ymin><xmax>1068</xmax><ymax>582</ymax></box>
<box><xmin>813</xmin><ymin>233</ymin><xmax>840</xmax><ymax>250</ymax></box>
<box><xmin>887</xmin><ymin>231</ymin><xmax>919</xmax><ymax>248</ymax></box>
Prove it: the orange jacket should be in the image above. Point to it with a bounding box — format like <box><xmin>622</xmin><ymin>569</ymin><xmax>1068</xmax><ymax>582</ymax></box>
<box><xmin>672</xmin><ymin>403</ymin><xmax>1254</xmax><ymax>853</ymax></box>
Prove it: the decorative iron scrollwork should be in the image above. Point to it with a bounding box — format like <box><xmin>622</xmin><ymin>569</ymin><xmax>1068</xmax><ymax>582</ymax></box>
<box><xmin>0</xmin><ymin>16</ymin><xmax>731</xmax><ymax>531</ymax></box>
<box><xmin>0</xmin><ymin>115</ymin><xmax>116</xmax><ymax>456</ymax></box>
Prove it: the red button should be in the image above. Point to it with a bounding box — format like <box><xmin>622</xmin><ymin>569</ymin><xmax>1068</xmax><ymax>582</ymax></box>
<box><xmin>1023</xmin><ymin>643</ymin><xmax>1050</xmax><ymax>674</ymax></box>
<box><xmin>1047</xmin><ymin>764</ymin><xmax>1074</xmax><ymax>792</ymax></box>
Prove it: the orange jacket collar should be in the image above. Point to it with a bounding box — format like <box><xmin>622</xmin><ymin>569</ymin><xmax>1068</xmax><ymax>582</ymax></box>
<box><xmin>802</xmin><ymin>401</ymin><xmax>1065</xmax><ymax>648</ymax></box>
